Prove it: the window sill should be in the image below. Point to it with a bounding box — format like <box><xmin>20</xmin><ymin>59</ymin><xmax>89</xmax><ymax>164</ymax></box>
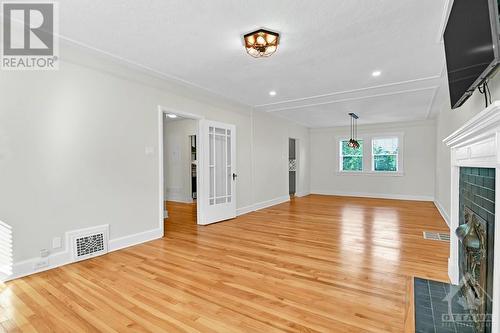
<box><xmin>336</xmin><ymin>171</ymin><xmax>404</xmax><ymax>177</ymax></box>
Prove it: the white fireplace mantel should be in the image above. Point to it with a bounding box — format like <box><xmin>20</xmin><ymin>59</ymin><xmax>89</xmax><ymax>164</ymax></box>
<box><xmin>443</xmin><ymin>100</ymin><xmax>500</xmax><ymax>332</ymax></box>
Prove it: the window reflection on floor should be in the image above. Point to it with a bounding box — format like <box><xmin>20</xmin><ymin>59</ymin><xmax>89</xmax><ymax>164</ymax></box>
<box><xmin>371</xmin><ymin>208</ymin><xmax>401</xmax><ymax>262</ymax></box>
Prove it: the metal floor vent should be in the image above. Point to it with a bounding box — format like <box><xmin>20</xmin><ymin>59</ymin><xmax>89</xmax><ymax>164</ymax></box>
<box><xmin>69</xmin><ymin>225</ymin><xmax>109</xmax><ymax>261</ymax></box>
<box><xmin>76</xmin><ymin>234</ymin><xmax>104</xmax><ymax>257</ymax></box>
<box><xmin>423</xmin><ymin>231</ymin><xmax>450</xmax><ymax>242</ymax></box>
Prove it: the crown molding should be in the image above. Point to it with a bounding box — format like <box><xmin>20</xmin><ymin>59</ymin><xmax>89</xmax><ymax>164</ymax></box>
<box><xmin>58</xmin><ymin>37</ymin><xmax>253</xmax><ymax>115</ymax></box>
<box><xmin>309</xmin><ymin>118</ymin><xmax>436</xmax><ymax>133</ymax></box>
<box><xmin>255</xmin><ymin>75</ymin><xmax>443</xmax><ymax>113</ymax></box>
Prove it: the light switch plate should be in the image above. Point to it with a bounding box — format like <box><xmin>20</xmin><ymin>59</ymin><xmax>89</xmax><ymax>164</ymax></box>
<box><xmin>52</xmin><ymin>237</ymin><xmax>62</xmax><ymax>249</ymax></box>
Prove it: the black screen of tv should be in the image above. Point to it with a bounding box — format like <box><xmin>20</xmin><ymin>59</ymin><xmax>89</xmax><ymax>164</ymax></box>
<box><xmin>444</xmin><ymin>0</ymin><xmax>497</xmax><ymax>108</ymax></box>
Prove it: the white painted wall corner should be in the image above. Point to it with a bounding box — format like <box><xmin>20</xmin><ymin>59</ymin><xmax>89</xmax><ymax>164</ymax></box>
<box><xmin>433</xmin><ymin>200</ymin><xmax>450</xmax><ymax>228</ymax></box>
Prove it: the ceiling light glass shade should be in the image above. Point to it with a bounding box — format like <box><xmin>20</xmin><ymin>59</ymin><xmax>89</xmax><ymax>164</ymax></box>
<box><xmin>244</xmin><ymin>29</ymin><xmax>280</xmax><ymax>58</ymax></box>
<box><xmin>347</xmin><ymin>139</ymin><xmax>360</xmax><ymax>149</ymax></box>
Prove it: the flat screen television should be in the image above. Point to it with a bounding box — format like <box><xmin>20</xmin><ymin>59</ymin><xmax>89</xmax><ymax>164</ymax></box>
<box><xmin>444</xmin><ymin>0</ymin><xmax>500</xmax><ymax>108</ymax></box>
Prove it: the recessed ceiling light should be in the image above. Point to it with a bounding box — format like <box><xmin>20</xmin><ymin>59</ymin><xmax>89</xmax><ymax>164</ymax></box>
<box><xmin>166</xmin><ymin>113</ymin><xmax>177</xmax><ymax>118</ymax></box>
<box><xmin>269</xmin><ymin>90</ymin><xmax>277</xmax><ymax>96</ymax></box>
<box><xmin>372</xmin><ymin>70</ymin><xmax>382</xmax><ymax>77</ymax></box>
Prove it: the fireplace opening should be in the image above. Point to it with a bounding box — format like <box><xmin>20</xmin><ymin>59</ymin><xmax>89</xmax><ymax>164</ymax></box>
<box><xmin>458</xmin><ymin>167</ymin><xmax>495</xmax><ymax>333</ymax></box>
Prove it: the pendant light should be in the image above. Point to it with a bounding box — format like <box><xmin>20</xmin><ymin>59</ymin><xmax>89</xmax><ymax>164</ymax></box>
<box><xmin>348</xmin><ymin>113</ymin><xmax>360</xmax><ymax>149</ymax></box>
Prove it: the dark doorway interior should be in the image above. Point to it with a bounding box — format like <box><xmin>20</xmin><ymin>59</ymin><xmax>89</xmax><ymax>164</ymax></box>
<box><xmin>289</xmin><ymin>138</ymin><xmax>297</xmax><ymax>197</ymax></box>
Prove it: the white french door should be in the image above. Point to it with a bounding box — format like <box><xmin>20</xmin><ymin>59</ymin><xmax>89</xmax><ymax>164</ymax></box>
<box><xmin>198</xmin><ymin>120</ymin><xmax>236</xmax><ymax>225</ymax></box>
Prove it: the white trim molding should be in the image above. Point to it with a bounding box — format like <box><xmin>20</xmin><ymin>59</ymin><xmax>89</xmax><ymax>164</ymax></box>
<box><xmin>433</xmin><ymin>200</ymin><xmax>450</xmax><ymax>227</ymax></box>
<box><xmin>311</xmin><ymin>190</ymin><xmax>433</xmax><ymax>202</ymax></box>
<box><xmin>4</xmin><ymin>227</ymin><xmax>163</xmax><ymax>282</ymax></box>
<box><xmin>236</xmin><ymin>195</ymin><xmax>290</xmax><ymax>216</ymax></box>
<box><xmin>443</xmin><ymin>100</ymin><xmax>500</xmax><ymax>332</ymax></box>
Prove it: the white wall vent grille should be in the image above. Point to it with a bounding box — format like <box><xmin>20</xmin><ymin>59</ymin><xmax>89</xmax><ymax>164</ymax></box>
<box><xmin>68</xmin><ymin>225</ymin><xmax>108</xmax><ymax>261</ymax></box>
<box><xmin>423</xmin><ymin>231</ymin><xmax>450</xmax><ymax>242</ymax></box>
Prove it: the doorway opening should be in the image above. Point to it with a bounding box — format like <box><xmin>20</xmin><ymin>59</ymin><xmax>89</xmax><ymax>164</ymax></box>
<box><xmin>289</xmin><ymin>138</ymin><xmax>298</xmax><ymax>198</ymax></box>
<box><xmin>158</xmin><ymin>107</ymin><xmax>237</xmax><ymax>230</ymax></box>
<box><xmin>159</xmin><ymin>107</ymin><xmax>203</xmax><ymax>232</ymax></box>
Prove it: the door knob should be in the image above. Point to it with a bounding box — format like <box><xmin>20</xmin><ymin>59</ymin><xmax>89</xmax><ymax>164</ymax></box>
<box><xmin>232</xmin><ymin>173</ymin><xmax>238</xmax><ymax>180</ymax></box>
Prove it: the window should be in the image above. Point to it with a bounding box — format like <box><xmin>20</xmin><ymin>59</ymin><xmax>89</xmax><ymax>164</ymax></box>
<box><xmin>372</xmin><ymin>137</ymin><xmax>399</xmax><ymax>172</ymax></box>
<box><xmin>339</xmin><ymin>140</ymin><xmax>363</xmax><ymax>171</ymax></box>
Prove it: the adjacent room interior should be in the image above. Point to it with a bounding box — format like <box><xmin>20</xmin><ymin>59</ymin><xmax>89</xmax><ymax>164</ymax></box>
<box><xmin>1</xmin><ymin>1</ymin><xmax>500</xmax><ymax>332</ymax></box>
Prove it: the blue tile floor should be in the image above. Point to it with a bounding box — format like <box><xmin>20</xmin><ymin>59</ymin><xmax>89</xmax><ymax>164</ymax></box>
<box><xmin>414</xmin><ymin>278</ymin><xmax>478</xmax><ymax>333</ymax></box>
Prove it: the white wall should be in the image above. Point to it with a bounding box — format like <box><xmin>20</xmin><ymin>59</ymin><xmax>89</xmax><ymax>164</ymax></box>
<box><xmin>251</xmin><ymin>112</ymin><xmax>310</xmax><ymax>207</ymax></box>
<box><xmin>435</xmin><ymin>72</ymin><xmax>500</xmax><ymax>220</ymax></box>
<box><xmin>0</xmin><ymin>42</ymin><xmax>310</xmax><ymax>278</ymax></box>
<box><xmin>310</xmin><ymin>120</ymin><xmax>436</xmax><ymax>200</ymax></box>
<box><xmin>163</xmin><ymin>118</ymin><xmax>197</xmax><ymax>203</ymax></box>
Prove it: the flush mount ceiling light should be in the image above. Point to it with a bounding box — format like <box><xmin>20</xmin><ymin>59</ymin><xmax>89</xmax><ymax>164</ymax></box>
<box><xmin>348</xmin><ymin>113</ymin><xmax>360</xmax><ymax>149</ymax></box>
<box><xmin>166</xmin><ymin>113</ymin><xmax>177</xmax><ymax>118</ymax></box>
<box><xmin>269</xmin><ymin>90</ymin><xmax>277</xmax><ymax>96</ymax></box>
<box><xmin>243</xmin><ymin>29</ymin><xmax>280</xmax><ymax>58</ymax></box>
<box><xmin>372</xmin><ymin>70</ymin><xmax>382</xmax><ymax>77</ymax></box>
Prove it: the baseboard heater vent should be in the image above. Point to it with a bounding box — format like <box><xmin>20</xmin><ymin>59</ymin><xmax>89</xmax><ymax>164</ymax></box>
<box><xmin>68</xmin><ymin>225</ymin><xmax>109</xmax><ymax>262</ymax></box>
<box><xmin>423</xmin><ymin>231</ymin><xmax>450</xmax><ymax>242</ymax></box>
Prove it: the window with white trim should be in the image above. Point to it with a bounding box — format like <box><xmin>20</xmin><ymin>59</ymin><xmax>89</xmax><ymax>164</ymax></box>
<box><xmin>372</xmin><ymin>137</ymin><xmax>399</xmax><ymax>172</ymax></box>
<box><xmin>339</xmin><ymin>139</ymin><xmax>363</xmax><ymax>172</ymax></box>
<box><xmin>336</xmin><ymin>133</ymin><xmax>403</xmax><ymax>175</ymax></box>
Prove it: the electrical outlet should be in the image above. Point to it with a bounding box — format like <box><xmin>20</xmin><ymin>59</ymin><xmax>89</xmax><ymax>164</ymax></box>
<box><xmin>40</xmin><ymin>248</ymin><xmax>49</xmax><ymax>257</ymax></box>
<box><xmin>33</xmin><ymin>258</ymin><xmax>49</xmax><ymax>270</ymax></box>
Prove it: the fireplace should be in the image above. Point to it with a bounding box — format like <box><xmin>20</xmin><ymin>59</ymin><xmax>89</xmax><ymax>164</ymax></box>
<box><xmin>457</xmin><ymin>191</ymin><xmax>494</xmax><ymax>333</ymax></box>
<box><xmin>443</xmin><ymin>101</ymin><xmax>500</xmax><ymax>333</ymax></box>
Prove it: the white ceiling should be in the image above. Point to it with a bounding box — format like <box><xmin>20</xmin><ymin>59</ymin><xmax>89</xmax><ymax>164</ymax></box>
<box><xmin>58</xmin><ymin>0</ymin><xmax>451</xmax><ymax>127</ymax></box>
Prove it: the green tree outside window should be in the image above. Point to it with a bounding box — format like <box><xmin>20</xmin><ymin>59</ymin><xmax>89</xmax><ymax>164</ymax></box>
<box><xmin>372</xmin><ymin>137</ymin><xmax>398</xmax><ymax>172</ymax></box>
<box><xmin>340</xmin><ymin>140</ymin><xmax>363</xmax><ymax>171</ymax></box>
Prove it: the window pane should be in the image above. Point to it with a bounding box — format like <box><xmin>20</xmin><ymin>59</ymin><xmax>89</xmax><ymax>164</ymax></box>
<box><xmin>374</xmin><ymin>155</ymin><xmax>397</xmax><ymax>171</ymax></box>
<box><xmin>372</xmin><ymin>137</ymin><xmax>398</xmax><ymax>154</ymax></box>
<box><xmin>341</xmin><ymin>140</ymin><xmax>363</xmax><ymax>156</ymax></box>
<box><xmin>342</xmin><ymin>156</ymin><xmax>363</xmax><ymax>171</ymax></box>
<box><xmin>340</xmin><ymin>140</ymin><xmax>363</xmax><ymax>171</ymax></box>
<box><xmin>372</xmin><ymin>137</ymin><xmax>399</xmax><ymax>172</ymax></box>
<box><xmin>215</xmin><ymin>133</ymin><xmax>226</xmax><ymax>197</ymax></box>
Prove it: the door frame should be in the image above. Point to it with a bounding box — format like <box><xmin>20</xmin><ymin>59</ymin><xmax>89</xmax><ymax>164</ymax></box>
<box><xmin>288</xmin><ymin>137</ymin><xmax>299</xmax><ymax>196</ymax></box>
<box><xmin>158</xmin><ymin>105</ymin><xmax>204</xmax><ymax>231</ymax></box>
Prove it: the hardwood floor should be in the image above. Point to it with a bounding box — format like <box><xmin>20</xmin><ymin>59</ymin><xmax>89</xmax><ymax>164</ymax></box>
<box><xmin>0</xmin><ymin>195</ymin><xmax>449</xmax><ymax>332</ymax></box>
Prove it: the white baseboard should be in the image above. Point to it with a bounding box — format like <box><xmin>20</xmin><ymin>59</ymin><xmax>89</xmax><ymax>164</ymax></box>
<box><xmin>236</xmin><ymin>195</ymin><xmax>290</xmax><ymax>216</ymax></box>
<box><xmin>311</xmin><ymin>190</ymin><xmax>434</xmax><ymax>202</ymax></box>
<box><xmin>4</xmin><ymin>227</ymin><xmax>163</xmax><ymax>282</ymax></box>
<box><xmin>295</xmin><ymin>191</ymin><xmax>311</xmax><ymax>198</ymax></box>
<box><xmin>236</xmin><ymin>204</ymin><xmax>255</xmax><ymax>216</ymax></box>
<box><xmin>433</xmin><ymin>200</ymin><xmax>450</xmax><ymax>228</ymax></box>
<box><xmin>108</xmin><ymin>227</ymin><xmax>163</xmax><ymax>252</ymax></box>
<box><xmin>165</xmin><ymin>194</ymin><xmax>193</xmax><ymax>204</ymax></box>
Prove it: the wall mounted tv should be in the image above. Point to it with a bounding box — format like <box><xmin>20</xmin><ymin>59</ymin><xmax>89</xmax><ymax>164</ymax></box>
<box><xmin>444</xmin><ymin>0</ymin><xmax>500</xmax><ymax>109</ymax></box>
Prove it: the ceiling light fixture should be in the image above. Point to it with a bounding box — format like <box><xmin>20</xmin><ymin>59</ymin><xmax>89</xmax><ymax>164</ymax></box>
<box><xmin>372</xmin><ymin>70</ymin><xmax>382</xmax><ymax>77</ymax></box>
<box><xmin>269</xmin><ymin>90</ymin><xmax>277</xmax><ymax>96</ymax></box>
<box><xmin>243</xmin><ymin>29</ymin><xmax>280</xmax><ymax>58</ymax></box>
<box><xmin>348</xmin><ymin>113</ymin><xmax>360</xmax><ymax>149</ymax></box>
<box><xmin>166</xmin><ymin>113</ymin><xmax>177</xmax><ymax>118</ymax></box>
